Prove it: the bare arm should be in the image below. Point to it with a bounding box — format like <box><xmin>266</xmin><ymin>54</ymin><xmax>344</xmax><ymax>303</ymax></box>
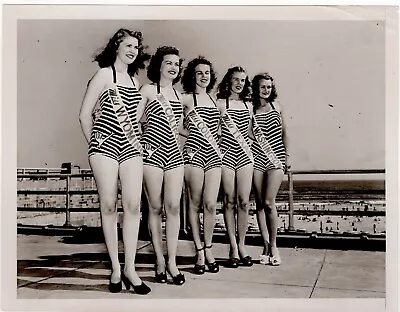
<box><xmin>137</xmin><ymin>84</ymin><xmax>151</xmax><ymax>128</ymax></box>
<box><xmin>246</xmin><ymin>101</ymin><xmax>255</xmax><ymax>141</ymax></box>
<box><xmin>79</xmin><ymin>68</ymin><xmax>108</xmax><ymax>143</ymax></box>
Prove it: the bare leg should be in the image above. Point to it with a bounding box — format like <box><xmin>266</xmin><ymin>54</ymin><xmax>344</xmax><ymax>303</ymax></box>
<box><xmin>253</xmin><ymin>170</ymin><xmax>270</xmax><ymax>256</ymax></box>
<box><xmin>265</xmin><ymin>169</ymin><xmax>284</xmax><ymax>250</ymax></box>
<box><xmin>163</xmin><ymin>166</ymin><xmax>185</xmax><ymax>276</ymax></box>
<box><xmin>119</xmin><ymin>157</ymin><xmax>143</xmax><ymax>285</ymax></box>
<box><xmin>143</xmin><ymin>165</ymin><xmax>165</xmax><ymax>272</ymax></box>
<box><xmin>221</xmin><ymin>167</ymin><xmax>239</xmax><ymax>259</ymax></box>
<box><xmin>185</xmin><ymin>166</ymin><xmax>205</xmax><ymax>265</ymax></box>
<box><xmin>236</xmin><ymin>163</ymin><xmax>253</xmax><ymax>258</ymax></box>
<box><xmin>89</xmin><ymin>155</ymin><xmax>119</xmax><ymax>282</ymax></box>
<box><xmin>202</xmin><ymin>167</ymin><xmax>221</xmax><ymax>264</ymax></box>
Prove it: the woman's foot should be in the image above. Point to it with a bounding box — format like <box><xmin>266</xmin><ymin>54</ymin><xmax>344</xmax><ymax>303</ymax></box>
<box><xmin>260</xmin><ymin>243</ymin><xmax>271</xmax><ymax>265</ymax></box>
<box><xmin>269</xmin><ymin>246</ymin><xmax>281</xmax><ymax>266</ymax></box>
<box><xmin>226</xmin><ymin>246</ymin><xmax>240</xmax><ymax>268</ymax></box>
<box><xmin>155</xmin><ymin>260</ymin><xmax>167</xmax><ymax>283</ymax></box>
<box><xmin>238</xmin><ymin>244</ymin><xmax>253</xmax><ymax>267</ymax></box>
<box><xmin>194</xmin><ymin>245</ymin><xmax>206</xmax><ymax>275</ymax></box>
<box><xmin>109</xmin><ymin>267</ymin><xmax>122</xmax><ymax>293</ymax></box>
<box><xmin>204</xmin><ymin>245</ymin><xmax>219</xmax><ymax>273</ymax></box>
<box><xmin>167</xmin><ymin>262</ymin><xmax>185</xmax><ymax>285</ymax></box>
<box><xmin>122</xmin><ymin>270</ymin><xmax>151</xmax><ymax>295</ymax></box>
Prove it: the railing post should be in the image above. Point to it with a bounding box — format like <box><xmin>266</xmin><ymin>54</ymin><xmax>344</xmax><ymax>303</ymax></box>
<box><xmin>287</xmin><ymin>169</ymin><xmax>295</xmax><ymax>231</ymax></box>
<box><xmin>64</xmin><ymin>175</ymin><xmax>71</xmax><ymax>226</ymax></box>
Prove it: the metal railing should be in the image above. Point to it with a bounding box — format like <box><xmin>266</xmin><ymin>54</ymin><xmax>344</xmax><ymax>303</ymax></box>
<box><xmin>17</xmin><ymin>168</ymin><xmax>385</xmax><ymax>230</ymax></box>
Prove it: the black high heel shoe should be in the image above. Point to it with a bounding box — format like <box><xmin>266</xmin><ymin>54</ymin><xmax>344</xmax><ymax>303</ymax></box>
<box><xmin>154</xmin><ymin>264</ymin><xmax>167</xmax><ymax>284</ymax></box>
<box><xmin>166</xmin><ymin>263</ymin><xmax>185</xmax><ymax>286</ymax></box>
<box><xmin>204</xmin><ymin>245</ymin><xmax>219</xmax><ymax>273</ymax></box>
<box><xmin>109</xmin><ymin>278</ymin><xmax>122</xmax><ymax>293</ymax></box>
<box><xmin>194</xmin><ymin>245</ymin><xmax>205</xmax><ymax>275</ymax></box>
<box><xmin>239</xmin><ymin>251</ymin><xmax>253</xmax><ymax>267</ymax></box>
<box><xmin>122</xmin><ymin>273</ymin><xmax>151</xmax><ymax>295</ymax></box>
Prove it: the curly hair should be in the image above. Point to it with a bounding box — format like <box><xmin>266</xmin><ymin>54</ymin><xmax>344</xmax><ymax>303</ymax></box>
<box><xmin>94</xmin><ymin>28</ymin><xmax>149</xmax><ymax>76</ymax></box>
<box><xmin>147</xmin><ymin>46</ymin><xmax>183</xmax><ymax>85</ymax></box>
<box><xmin>216</xmin><ymin>66</ymin><xmax>251</xmax><ymax>101</ymax></box>
<box><xmin>181</xmin><ymin>56</ymin><xmax>217</xmax><ymax>93</ymax></box>
<box><xmin>251</xmin><ymin>73</ymin><xmax>278</xmax><ymax>113</ymax></box>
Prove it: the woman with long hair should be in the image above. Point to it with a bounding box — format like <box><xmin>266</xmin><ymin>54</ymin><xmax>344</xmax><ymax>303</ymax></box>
<box><xmin>251</xmin><ymin>73</ymin><xmax>290</xmax><ymax>266</ymax></box>
<box><xmin>216</xmin><ymin>66</ymin><xmax>254</xmax><ymax>268</ymax></box>
<box><xmin>79</xmin><ymin>28</ymin><xmax>151</xmax><ymax>294</ymax></box>
<box><xmin>180</xmin><ymin>56</ymin><xmax>222</xmax><ymax>274</ymax></box>
<box><xmin>137</xmin><ymin>46</ymin><xmax>186</xmax><ymax>285</ymax></box>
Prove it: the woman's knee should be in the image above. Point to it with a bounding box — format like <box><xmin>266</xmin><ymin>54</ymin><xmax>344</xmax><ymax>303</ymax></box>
<box><xmin>99</xmin><ymin>197</ymin><xmax>118</xmax><ymax>215</ymax></box>
<box><xmin>122</xmin><ymin>198</ymin><xmax>140</xmax><ymax>215</ymax></box>
<box><xmin>264</xmin><ymin>198</ymin><xmax>276</xmax><ymax>213</ymax></box>
<box><xmin>238</xmin><ymin>197</ymin><xmax>250</xmax><ymax>211</ymax></box>
<box><xmin>165</xmin><ymin>203</ymin><xmax>181</xmax><ymax>216</ymax></box>
<box><xmin>148</xmin><ymin>201</ymin><xmax>163</xmax><ymax>215</ymax></box>
<box><xmin>203</xmin><ymin>201</ymin><xmax>217</xmax><ymax>214</ymax></box>
<box><xmin>224</xmin><ymin>196</ymin><xmax>236</xmax><ymax>211</ymax></box>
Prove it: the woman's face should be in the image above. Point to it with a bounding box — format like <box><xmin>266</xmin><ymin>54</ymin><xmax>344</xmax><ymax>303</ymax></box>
<box><xmin>259</xmin><ymin>78</ymin><xmax>273</xmax><ymax>99</ymax></box>
<box><xmin>230</xmin><ymin>71</ymin><xmax>247</xmax><ymax>95</ymax></box>
<box><xmin>116</xmin><ymin>36</ymin><xmax>139</xmax><ymax>65</ymax></box>
<box><xmin>195</xmin><ymin>64</ymin><xmax>211</xmax><ymax>89</ymax></box>
<box><xmin>160</xmin><ymin>54</ymin><xmax>180</xmax><ymax>81</ymax></box>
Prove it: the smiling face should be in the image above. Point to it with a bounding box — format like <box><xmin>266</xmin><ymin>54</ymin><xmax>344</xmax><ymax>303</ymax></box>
<box><xmin>259</xmin><ymin>78</ymin><xmax>273</xmax><ymax>99</ymax></box>
<box><xmin>195</xmin><ymin>64</ymin><xmax>211</xmax><ymax>89</ymax></box>
<box><xmin>230</xmin><ymin>71</ymin><xmax>247</xmax><ymax>95</ymax></box>
<box><xmin>116</xmin><ymin>36</ymin><xmax>139</xmax><ymax>65</ymax></box>
<box><xmin>160</xmin><ymin>54</ymin><xmax>180</xmax><ymax>81</ymax></box>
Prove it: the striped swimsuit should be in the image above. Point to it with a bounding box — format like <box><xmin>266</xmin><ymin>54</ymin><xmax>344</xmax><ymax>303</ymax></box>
<box><xmin>141</xmin><ymin>84</ymin><xmax>184</xmax><ymax>171</ymax></box>
<box><xmin>183</xmin><ymin>93</ymin><xmax>222</xmax><ymax>172</ymax></box>
<box><xmin>220</xmin><ymin>99</ymin><xmax>253</xmax><ymax>171</ymax></box>
<box><xmin>252</xmin><ymin>102</ymin><xmax>286</xmax><ymax>172</ymax></box>
<box><xmin>88</xmin><ymin>66</ymin><xmax>142</xmax><ymax>164</ymax></box>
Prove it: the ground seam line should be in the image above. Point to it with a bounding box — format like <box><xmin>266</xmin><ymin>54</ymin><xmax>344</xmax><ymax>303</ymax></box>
<box><xmin>309</xmin><ymin>249</ymin><xmax>327</xmax><ymax>298</ymax></box>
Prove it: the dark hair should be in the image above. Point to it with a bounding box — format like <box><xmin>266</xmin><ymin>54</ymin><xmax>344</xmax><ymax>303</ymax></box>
<box><xmin>181</xmin><ymin>56</ymin><xmax>217</xmax><ymax>93</ymax></box>
<box><xmin>147</xmin><ymin>46</ymin><xmax>183</xmax><ymax>85</ymax></box>
<box><xmin>216</xmin><ymin>66</ymin><xmax>251</xmax><ymax>101</ymax></box>
<box><xmin>94</xmin><ymin>28</ymin><xmax>149</xmax><ymax>76</ymax></box>
<box><xmin>251</xmin><ymin>73</ymin><xmax>278</xmax><ymax>113</ymax></box>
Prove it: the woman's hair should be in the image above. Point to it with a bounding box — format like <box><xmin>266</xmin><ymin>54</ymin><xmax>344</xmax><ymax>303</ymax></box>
<box><xmin>94</xmin><ymin>28</ymin><xmax>149</xmax><ymax>76</ymax></box>
<box><xmin>181</xmin><ymin>56</ymin><xmax>217</xmax><ymax>93</ymax></box>
<box><xmin>147</xmin><ymin>46</ymin><xmax>183</xmax><ymax>85</ymax></box>
<box><xmin>251</xmin><ymin>73</ymin><xmax>278</xmax><ymax>113</ymax></box>
<box><xmin>216</xmin><ymin>66</ymin><xmax>251</xmax><ymax>101</ymax></box>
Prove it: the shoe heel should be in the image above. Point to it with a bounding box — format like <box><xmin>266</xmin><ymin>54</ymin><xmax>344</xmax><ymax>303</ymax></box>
<box><xmin>121</xmin><ymin>274</ymin><xmax>131</xmax><ymax>290</ymax></box>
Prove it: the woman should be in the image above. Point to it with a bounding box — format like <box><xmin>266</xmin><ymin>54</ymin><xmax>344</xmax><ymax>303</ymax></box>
<box><xmin>79</xmin><ymin>28</ymin><xmax>151</xmax><ymax>294</ymax></box>
<box><xmin>180</xmin><ymin>57</ymin><xmax>222</xmax><ymax>274</ymax></box>
<box><xmin>251</xmin><ymin>73</ymin><xmax>290</xmax><ymax>266</ymax></box>
<box><xmin>137</xmin><ymin>46</ymin><xmax>185</xmax><ymax>285</ymax></box>
<box><xmin>216</xmin><ymin>66</ymin><xmax>254</xmax><ymax>268</ymax></box>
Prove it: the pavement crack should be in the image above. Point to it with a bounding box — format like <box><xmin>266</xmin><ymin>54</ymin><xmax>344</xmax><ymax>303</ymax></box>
<box><xmin>309</xmin><ymin>249</ymin><xmax>327</xmax><ymax>298</ymax></box>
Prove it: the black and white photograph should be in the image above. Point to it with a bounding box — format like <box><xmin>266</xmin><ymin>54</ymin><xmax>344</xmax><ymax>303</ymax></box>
<box><xmin>1</xmin><ymin>3</ymin><xmax>399</xmax><ymax>312</ymax></box>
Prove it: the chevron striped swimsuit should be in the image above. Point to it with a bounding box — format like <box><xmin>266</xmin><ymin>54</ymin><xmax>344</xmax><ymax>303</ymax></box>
<box><xmin>220</xmin><ymin>99</ymin><xmax>253</xmax><ymax>171</ymax></box>
<box><xmin>252</xmin><ymin>102</ymin><xmax>286</xmax><ymax>172</ymax></box>
<box><xmin>183</xmin><ymin>93</ymin><xmax>222</xmax><ymax>172</ymax></box>
<box><xmin>88</xmin><ymin>66</ymin><xmax>142</xmax><ymax>164</ymax></box>
<box><xmin>141</xmin><ymin>84</ymin><xmax>184</xmax><ymax>171</ymax></box>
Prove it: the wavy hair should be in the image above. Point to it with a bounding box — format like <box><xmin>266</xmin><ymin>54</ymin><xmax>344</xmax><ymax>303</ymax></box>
<box><xmin>251</xmin><ymin>73</ymin><xmax>278</xmax><ymax>113</ymax></box>
<box><xmin>94</xmin><ymin>28</ymin><xmax>149</xmax><ymax>76</ymax></box>
<box><xmin>216</xmin><ymin>66</ymin><xmax>251</xmax><ymax>101</ymax></box>
<box><xmin>181</xmin><ymin>56</ymin><xmax>217</xmax><ymax>93</ymax></box>
<box><xmin>147</xmin><ymin>46</ymin><xmax>183</xmax><ymax>85</ymax></box>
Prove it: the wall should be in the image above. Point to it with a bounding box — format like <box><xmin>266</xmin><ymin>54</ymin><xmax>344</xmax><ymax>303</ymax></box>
<box><xmin>17</xmin><ymin>19</ymin><xmax>385</xmax><ymax>171</ymax></box>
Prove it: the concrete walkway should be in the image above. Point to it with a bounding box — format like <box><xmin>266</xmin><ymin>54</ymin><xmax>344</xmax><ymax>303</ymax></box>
<box><xmin>16</xmin><ymin>234</ymin><xmax>385</xmax><ymax>300</ymax></box>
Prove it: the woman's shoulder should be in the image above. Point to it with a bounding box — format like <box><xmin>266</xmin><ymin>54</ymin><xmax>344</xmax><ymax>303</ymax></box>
<box><xmin>140</xmin><ymin>83</ymin><xmax>157</xmax><ymax>95</ymax></box>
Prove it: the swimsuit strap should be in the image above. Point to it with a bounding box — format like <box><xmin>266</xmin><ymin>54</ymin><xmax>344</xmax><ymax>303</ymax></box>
<box><xmin>226</xmin><ymin>98</ymin><xmax>229</xmax><ymax>109</ymax></box>
<box><xmin>192</xmin><ymin>92</ymin><xmax>198</xmax><ymax>107</ymax></box>
<box><xmin>269</xmin><ymin>101</ymin><xmax>275</xmax><ymax>110</ymax></box>
<box><xmin>173</xmin><ymin>88</ymin><xmax>180</xmax><ymax>101</ymax></box>
<box><xmin>111</xmin><ymin>65</ymin><xmax>117</xmax><ymax>84</ymax></box>
<box><xmin>208</xmin><ymin>94</ymin><xmax>217</xmax><ymax>106</ymax></box>
<box><xmin>157</xmin><ymin>83</ymin><xmax>179</xmax><ymax>101</ymax></box>
<box><xmin>111</xmin><ymin>64</ymin><xmax>135</xmax><ymax>87</ymax></box>
<box><xmin>243</xmin><ymin>101</ymin><xmax>249</xmax><ymax>110</ymax></box>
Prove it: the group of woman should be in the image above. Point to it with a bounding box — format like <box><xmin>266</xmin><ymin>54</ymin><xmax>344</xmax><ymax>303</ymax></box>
<box><xmin>79</xmin><ymin>28</ymin><xmax>290</xmax><ymax>295</ymax></box>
